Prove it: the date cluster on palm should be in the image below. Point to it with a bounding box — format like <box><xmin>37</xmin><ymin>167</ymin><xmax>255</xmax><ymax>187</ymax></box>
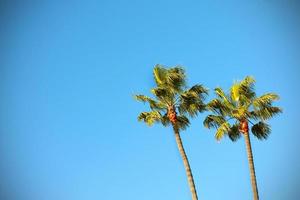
<box><xmin>239</xmin><ymin>119</ymin><xmax>249</xmax><ymax>134</ymax></box>
<box><xmin>167</xmin><ymin>106</ymin><xmax>177</xmax><ymax>124</ymax></box>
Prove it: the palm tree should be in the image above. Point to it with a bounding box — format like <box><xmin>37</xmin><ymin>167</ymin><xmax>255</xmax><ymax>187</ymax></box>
<box><xmin>203</xmin><ymin>76</ymin><xmax>282</xmax><ymax>200</ymax></box>
<box><xmin>135</xmin><ymin>65</ymin><xmax>207</xmax><ymax>200</ymax></box>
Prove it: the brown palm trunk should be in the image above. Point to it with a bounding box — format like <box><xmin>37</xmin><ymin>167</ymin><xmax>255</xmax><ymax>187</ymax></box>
<box><xmin>244</xmin><ymin>131</ymin><xmax>259</xmax><ymax>200</ymax></box>
<box><xmin>173</xmin><ymin>125</ymin><xmax>198</xmax><ymax>200</ymax></box>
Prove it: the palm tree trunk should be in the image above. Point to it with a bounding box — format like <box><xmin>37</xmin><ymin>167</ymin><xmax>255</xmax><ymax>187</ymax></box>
<box><xmin>244</xmin><ymin>131</ymin><xmax>259</xmax><ymax>200</ymax></box>
<box><xmin>173</xmin><ymin>125</ymin><xmax>198</xmax><ymax>200</ymax></box>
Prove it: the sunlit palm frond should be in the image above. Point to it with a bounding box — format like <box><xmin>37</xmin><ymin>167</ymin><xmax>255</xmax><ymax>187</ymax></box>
<box><xmin>137</xmin><ymin>111</ymin><xmax>162</xmax><ymax>126</ymax></box>
<box><xmin>251</xmin><ymin>121</ymin><xmax>271</xmax><ymax>140</ymax></box>
<box><xmin>153</xmin><ymin>65</ymin><xmax>167</xmax><ymax>86</ymax></box>
<box><xmin>178</xmin><ymin>84</ymin><xmax>207</xmax><ymax>117</ymax></box>
<box><xmin>215</xmin><ymin>87</ymin><xmax>227</xmax><ymax>99</ymax></box>
<box><xmin>151</xmin><ymin>87</ymin><xmax>173</xmax><ymax>104</ymax></box>
<box><xmin>178</xmin><ymin>102</ymin><xmax>205</xmax><ymax>118</ymax></box>
<box><xmin>250</xmin><ymin>106</ymin><xmax>282</xmax><ymax>121</ymax></box>
<box><xmin>239</xmin><ymin>76</ymin><xmax>256</xmax><ymax>103</ymax></box>
<box><xmin>135</xmin><ymin>95</ymin><xmax>166</xmax><ymax>110</ymax></box>
<box><xmin>203</xmin><ymin>114</ymin><xmax>226</xmax><ymax>129</ymax></box>
<box><xmin>164</xmin><ymin>66</ymin><xmax>186</xmax><ymax>93</ymax></box>
<box><xmin>240</xmin><ymin>76</ymin><xmax>255</xmax><ymax>89</ymax></box>
<box><xmin>153</xmin><ymin>65</ymin><xmax>186</xmax><ymax>93</ymax></box>
<box><xmin>230</xmin><ymin>76</ymin><xmax>256</xmax><ymax>104</ymax></box>
<box><xmin>215</xmin><ymin>122</ymin><xmax>231</xmax><ymax>141</ymax></box>
<box><xmin>188</xmin><ymin>84</ymin><xmax>208</xmax><ymax>99</ymax></box>
<box><xmin>231</xmin><ymin>83</ymin><xmax>240</xmax><ymax>102</ymax></box>
<box><xmin>231</xmin><ymin>107</ymin><xmax>248</xmax><ymax>119</ymax></box>
<box><xmin>207</xmin><ymin>99</ymin><xmax>232</xmax><ymax>116</ymax></box>
<box><xmin>253</xmin><ymin>93</ymin><xmax>280</xmax><ymax>108</ymax></box>
<box><xmin>215</xmin><ymin>87</ymin><xmax>234</xmax><ymax>107</ymax></box>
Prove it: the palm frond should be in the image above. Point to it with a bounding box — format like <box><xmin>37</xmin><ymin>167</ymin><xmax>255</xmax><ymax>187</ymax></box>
<box><xmin>228</xmin><ymin>123</ymin><xmax>241</xmax><ymax>141</ymax></box>
<box><xmin>206</xmin><ymin>99</ymin><xmax>231</xmax><ymax>116</ymax></box>
<box><xmin>203</xmin><ymin>115</ymin><xmax>226</xmax><ymax>129</ymax></box>
<box><xmin>134</xmin><ymin>95</ymin><xmax>166</xmax><ymax>110</ymax></box>
<box><xmin>231</xmin><ymin>83</ymin><xmax>240</xmax><ymax>102</ymax></box>
<box><xmin>151</xmin><ymin>87</ymin><xmax>173</xmax><ymax>104</ymax></box>
<box><xmin>230</xmin><ymin>76</ymin><xmax>256</xmax><ymax>103</ymax></box>
<box><xmin>165</xmin><ymin>66</ymin><xmax>186</xmax><ymax>92</ymax></box>
<box><xmin>153</xmin><ymin>65</ymin><xmax>186</xmax><ymax>93</ymax></box>
<box><xmin>188</xmin><ymin>84</ymin><xmax>208</xmax><ymax>98</ymax></box>
<box><xmin>240</xmin><ymin>76</ymin><xmax>255</xmax><ymax>89</ymax></box>
<box><xmin>215</xmin><ymin>87</ymin><xmax>227</xmax><ymax>99</ymax></box>
<box><xmin>215</xmin><ymin>122</ymin><xmax>231</xmax><ymax>141</ymax></box>
<box><xmin>239</xmin><ymin>76</ymin><xmax>256</xmax><ymax>101</ymax></box>
<box><xmin>215</xmin><ymin>87</ymin><xmax>234</xmax><ymax>107</ymax></box>
<box><xmin>251</xmin><ymin>121</ymin><xmax>271</xmax><ymax>140</ymax></box>
<box><xmin>137</xmin><ymin>111</ymin><xmax>162</xmax><ymax>126</ymax></box>
<box><xmin>250</xmin><ymin>106</ymin><xmax>282</xmax><ymax>120</ymax></box>
<box><xmin>153</xmin><ymin>65</ymin><xmax>167</xmax><ymax>86</ymax></box>
<box><xmin>178</xmin><ymin>84</ymin><xmax>207</xmax><ymax>117</ymax></box>
<box><xmin>178</xmin><ymin>102</ymin><xmax>205</xmax><ymax>118</ymax></box>
<box><xmin>253</xmin><ymin>93</ymin><xmax>280</xmax><ymax>108</ymax></box>
<box><xmin>231</xmin><ymin>107</ymin><xmax>248</xmax><ymax>119</ymax></box>
<box><xmin>176</xmin><ymin>115</ymin><xmax>190</xmax><ymax>131</ymax></box>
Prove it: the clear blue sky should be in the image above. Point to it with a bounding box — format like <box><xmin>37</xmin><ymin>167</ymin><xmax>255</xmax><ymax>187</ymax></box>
<box><xmin>1</xmin><ymin>1</ymin><xmax>299</xmax><ymax>200</ymax></box>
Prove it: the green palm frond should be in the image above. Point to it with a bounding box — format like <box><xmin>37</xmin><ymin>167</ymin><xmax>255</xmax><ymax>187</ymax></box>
<box><xmin>215</xmin><ymin>122</ymin><xmax>231</xmax><ymax>141</ymax></box>
<box><xmin>250</xmin><ymin>106</ymin><xmax>282</xmax><ymax>121</ymax></box>
<box><xmin>178</xmin><ymin>102</ymin><xmax>204</xmax><ymax>118</ymax></box>
<box><xmin>137</xmin><ymin>111</ymin><xmax>162</xmax><ymax>126</ymax></box>
<box><xmin>251</xmin><ymin>121</ymin><xmax>271</xmax><ymax>140</ymax></box>
<box><xmin>178</xmin><ymin>84</ymin><xmax>207</xmax><ymax>117</ymax></box>
<box><xmin>240</xmin><ymin>76</ymin><xmax>255</xmax><ymax>90</ymax></box>
<box><xmin>135</xmin><ymin>95</ymin><xmax>166</xmax><ymax>110</ymax></box>
<box><xmin>230</xmin><ymin>76</ymin><xmax>256</xmax><ymax>103</ymax></box>
<box><xmin>215</xmin><ymin>88</ymin><xmax>234</xmax><ymax>107</ymax></box>
<box><xmin>228</xmin><ymin>123</ymin><xmax>241</xmax><ymax>141</ymax></box>
<box><xmin>239</xmin><ymin>76</ymin><xmax>256</xmax><ymax>102</ymax></box>
<box><xmin>176</xmin><ymin>115</ymin><xmax>190</xmax><ymax>131</ymax></box>
<box><xmin>203</xmin><ymin>115</ymin><xmax>226</xmax><ymax>129</ymax></box>
<box><xmin>215</xmin><ymin>87</ymin><xmax>227</xmax><ymax>99</ymax></box>
<box><xmin>153</xmin><ymin>65</ymin><xmax>186</xmax><ymax>93</ymax></box>
<box><xmin>231</xmin><ymin>83</ymin><xmax>240</xmax><ymax>102</ymax></box>
<box><xmin>253</xmin><ymin>93</ymin><xmax>280</xmax><ymax>108</ymax></box>
<box><xmin>231</xmin><ymin>107</ymin><xmax>248</xmax><ymax>119</ymax></box>
<box><xmin>165</xmin><ymin>67</ymin><xmax>186</xmax><ymax>92</ymax></box>
<box><xmin>151</xmin><ymin>87</ymin><xmax>173</xmax><ymax>104</ymax></box>
<box><xmin>153</xmin><ymin>65</ymin><xmax>167</xmax><ymax>86</ymax></box>
<box><xmin>188</xmin><ymin>84</ymin><xmax>208</xmax><ymax>98</ymax></box>
<box><xmin>207</xmin><ymin>99</ymin><xmax>231</xmax><ymax>116</ymax></box>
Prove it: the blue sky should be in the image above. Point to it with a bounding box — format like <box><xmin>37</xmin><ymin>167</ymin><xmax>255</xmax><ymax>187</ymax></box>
<box><xmin>1</xmin><ymin>1</ymin><xmax>299</xmax><ymax>199</ymax></box>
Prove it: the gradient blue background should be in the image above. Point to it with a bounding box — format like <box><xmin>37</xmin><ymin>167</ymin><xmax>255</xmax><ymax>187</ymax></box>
<box><xmin>1</xmin><ymin>1</ymin><xmax>299</xmax><ymax>199</ymax></box>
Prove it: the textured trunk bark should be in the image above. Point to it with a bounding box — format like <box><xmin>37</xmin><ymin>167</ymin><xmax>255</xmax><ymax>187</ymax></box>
<box><xmin>244</xmin><ymin>131</ymin><xmax>259</xmax><ymax>200</ymax></box>
<box><xmin>173</xmin><ymin>125</ymin><xmax>198</xmax><ymax>200</ymax></box>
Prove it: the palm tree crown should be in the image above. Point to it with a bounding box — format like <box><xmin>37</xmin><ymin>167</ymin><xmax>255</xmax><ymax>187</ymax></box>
<box><xmin>135</xmin><ymin>65</ymin><xmax>208</xmax><ymax>130</ymax></box>
<box><xmin>204</xmin><ymin>76</ymin><xmax>282</xmax><ymax>141</ymax></box>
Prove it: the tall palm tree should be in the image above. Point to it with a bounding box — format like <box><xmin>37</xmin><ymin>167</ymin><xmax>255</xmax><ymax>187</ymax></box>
<box><xmin>203</xmin><ymin>76</ymin><xmax>282</xmax><ymax>200</ymax></box>
<box><xmin>135</xmin><ymin>65</ymin><xmax>207</xmax><ymax>200</ymax></box>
